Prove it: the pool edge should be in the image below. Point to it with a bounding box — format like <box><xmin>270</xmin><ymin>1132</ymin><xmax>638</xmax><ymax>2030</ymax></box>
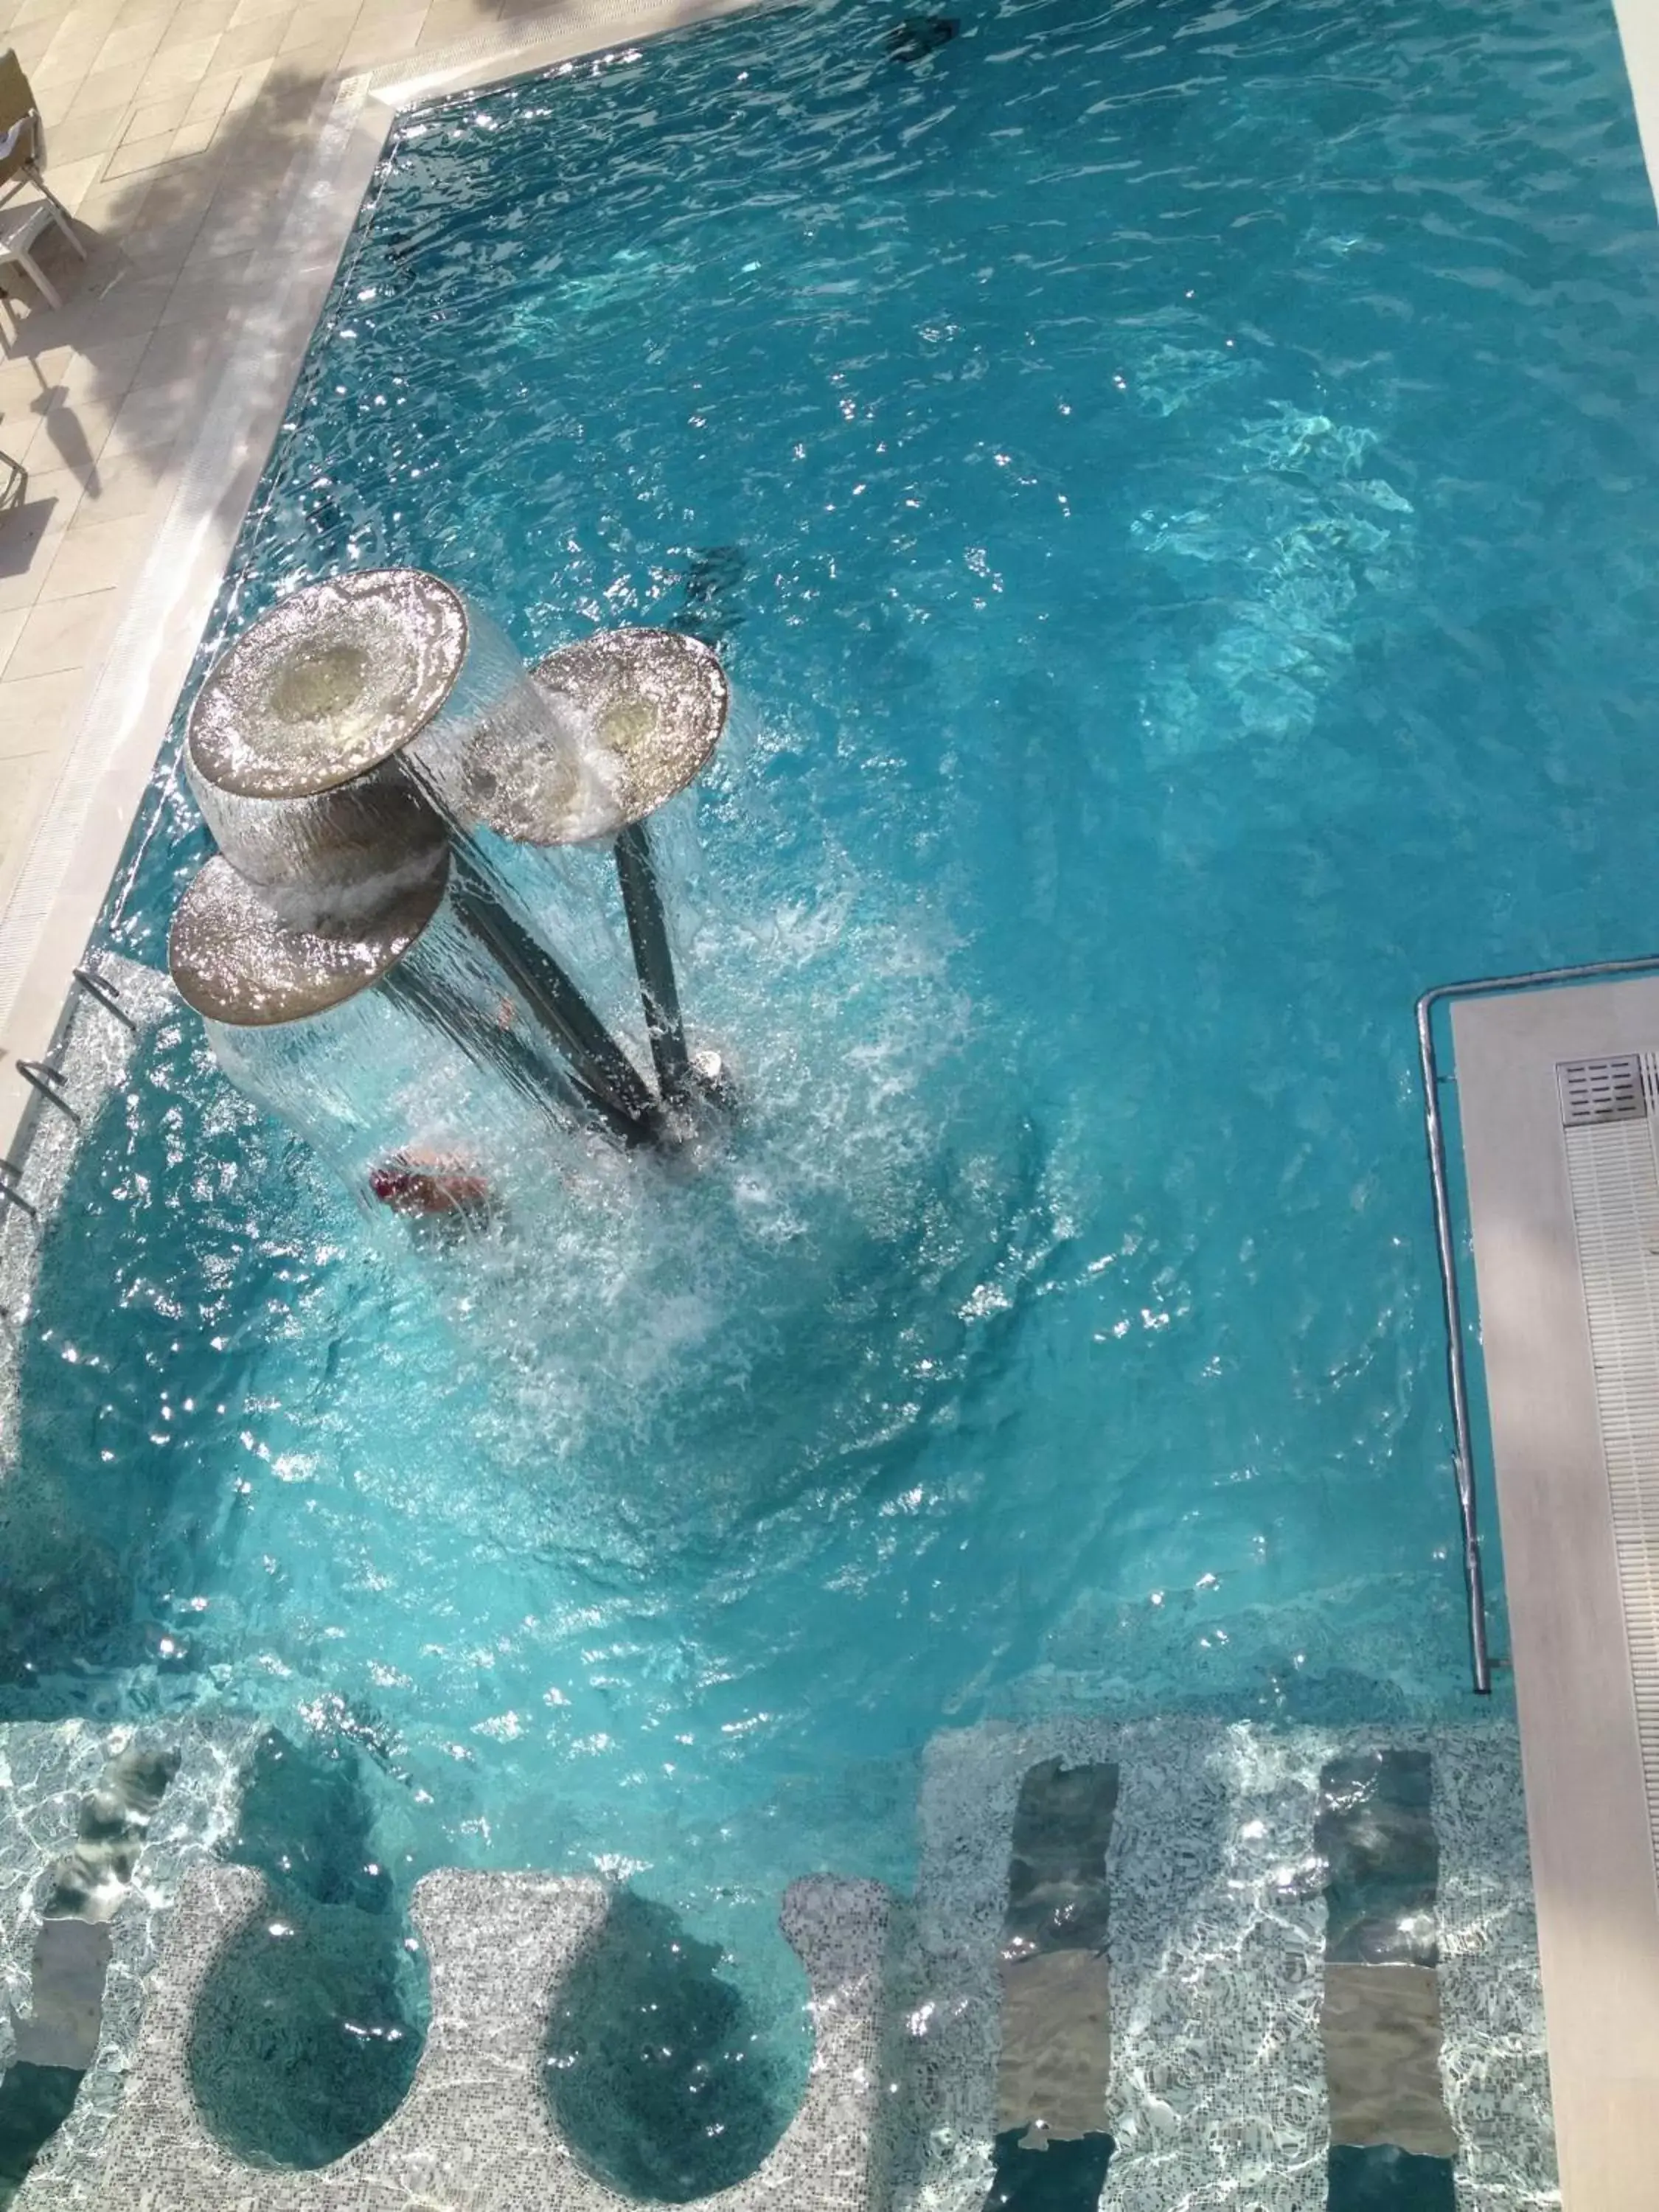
<box><xmin>1453</xmin><ymin>975</ymin><xmax>1659</xmax><ymax>2212</ymax></box>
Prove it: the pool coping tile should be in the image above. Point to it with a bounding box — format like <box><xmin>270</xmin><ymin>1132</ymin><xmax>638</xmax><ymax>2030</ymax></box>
<box><xmin>1454</xmin><ymin>974</ymin><xmax>1659</xmax><ymax>2212</ymax></box>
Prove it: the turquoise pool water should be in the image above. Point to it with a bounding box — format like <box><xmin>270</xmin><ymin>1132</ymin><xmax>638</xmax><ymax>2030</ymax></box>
<box><xmin>4</xmin><ymin>0</ymin><xmax>1657</xmax><ymax>2168</ymax></box>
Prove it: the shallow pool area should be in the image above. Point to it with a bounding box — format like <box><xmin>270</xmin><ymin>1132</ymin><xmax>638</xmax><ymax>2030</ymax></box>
<box><xmin>6</xmin><ymin>0</ymin><xmax>1659</xmax><ymax>2194</ymax></box>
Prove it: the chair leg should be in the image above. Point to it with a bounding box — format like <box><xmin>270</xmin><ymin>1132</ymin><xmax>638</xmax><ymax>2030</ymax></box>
<box><xmin>16</xmin><ymin>248</ymin><xmax>61</xmax><ymax>310</ymax></box>
<box><xmin>48</xmin><ymin>201</ymin><xmax>87</xmax><ymax>260</ymax></box>
<box><xmin>27</xmin><ymin>169</ymin><xmax>87</xmax><ymax>259</ymax></box>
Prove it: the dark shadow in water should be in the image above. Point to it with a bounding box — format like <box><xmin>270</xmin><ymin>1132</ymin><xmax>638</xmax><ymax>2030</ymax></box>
<box><xmin>187</xmin><ymin>1732</ymin><xmax>428</xmax><ymax>2171</ymax></box>
<box><xmin>544</xmin><ymin>1890</ymin><xmax>799</xmax><ymax>2203</ymax></box>
<box><xmin>1328</xmin><ymin>2145</ymin><xmax>1457</xmax><ymax>2211</ymax></box>
<box><xmin>0</xmin><ymin>2067</ymin><xmax>80</xmax><ymax>2208</ymax></box>
<box><xmin>0</xmin><ymin>1017</ymin><xmax>341</xmax><ymax>1712</ymax></box>
<box><xmin>981</xmin><ymin>2129</ymin><xmax>1114</xmax><ymax>2210</ymax></box>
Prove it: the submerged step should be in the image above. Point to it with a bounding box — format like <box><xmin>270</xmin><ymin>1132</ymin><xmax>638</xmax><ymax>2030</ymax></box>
<box><xmin>28</xmin><ymin>1861</ymin><xmax>890</xmax><ymax>2212</ymax></box>
<box><xmin>906</xmin><ymin>1717</ymin><xmax>1554</xmax><ymax>2212</ymax></box>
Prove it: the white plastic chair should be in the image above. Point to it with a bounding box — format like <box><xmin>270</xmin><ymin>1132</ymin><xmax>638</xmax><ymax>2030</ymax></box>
<box><xmin>0</xmin><ymin>48</ymin><xmax>86</xmax><ymax>312</ymax></box>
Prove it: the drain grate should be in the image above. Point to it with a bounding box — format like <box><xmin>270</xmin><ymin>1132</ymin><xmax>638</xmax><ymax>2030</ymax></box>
<box><xmin>1557</xmin><ymin>1056</ymin><xmax>1646</xmax><ymax>1127</ymax></box>
<box><xmin>1562</xmin><ymin>1075</ymin><xmax>1659</xmax><ymax>1880</ymax></box>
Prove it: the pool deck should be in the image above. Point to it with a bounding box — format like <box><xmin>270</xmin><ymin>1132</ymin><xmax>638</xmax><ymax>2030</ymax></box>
<box><xmin>1454</xmin><ymin>974</ymin><xmax>1659</xmax><ymax>2212</ymax></box>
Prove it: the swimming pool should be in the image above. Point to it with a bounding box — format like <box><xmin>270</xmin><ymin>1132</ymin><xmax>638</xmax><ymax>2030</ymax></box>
<box><xmin>5</xmin><ymin>0</ymin><xmax>1655</xmax><ymax>2191</ymax></box>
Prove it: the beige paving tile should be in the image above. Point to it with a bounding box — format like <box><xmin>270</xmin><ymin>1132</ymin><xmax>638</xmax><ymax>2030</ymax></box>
<box><xmin>32</xmin><ymin>24</ymin><xmax>108</xmax><ymax>80</ymax></box>
<box><xmin>35</xmin><ymin>149</ymin><xmax>102</xmax><ymax>206</ymax></box>
<box><xmin>35</xmin><ymin>75</ymin><xmax>87</xmax><ymax>126</ymax></box>
<box><xmin>179</xmin><ymin>63</ymin><xmax>241</xmax><ymax>125</ymax></box>
<box><xmin>38</xmin><ymin>328</ymin><xmax>153</xmax><ymax>404</ymax></box>
<box><xmin>0</xmin><ymin>350</ymin><xmax>57</xmax><ymax>414</ymax></box>
<box><xmin>55</xmin><ymin>0</ymin><xmax>127</xmax><ymax>32</ymax></box>
<box><xmin>25</xmin><ymin>46</ymin><xmax>86</xmax><ymax>91</ymax></box>
<box><xmin>157</xmin><ymin>257</ymin><xmax>245</xmax><ymax>326</ymax></box>
<box><xmin>35</xmin><ymin>7</ymin><xmax>120</xmax><ymax>60</ymax></box>
<box><xmin>118</xmin><ymin>198</ymin><xmax>214</xmax><ymax>276</ymax></box>
<box><xmin>277</xmin><ymin>0</ymin><xmax>344</xmax><ymax>54</ymax></box>
<box><xmin>100</xmin><ymin>126</ymin><xmax>178</xmax><ymax>180</ymax></box>
<box><xmin>0</xmin><ymin>756</ymin><xmax>54</xmax><ymax>890</ymax></box>
<box><xmin>340</xmin><ymin>8</ymin><xmax>425</xmax><ymax>66</ymax></box>
<box><xmin>129</xmin><ymin>311</ymin><xmax>217</xmax><ymax>385</ymax></box>
<box><xmin>156</xmin><ymin>0</ymin><xmax>234</xmax><ymax>47</ymax></box>
<box><xmin>11</xmin><ymin>392</ymin><xmax>119</xmax><ymax>476</ymax></box>
<box><xmin>166</xmin><ymin>114</ymin><xmax>217</xmax><ymax>156</ymax></box>
<box><xmin>257</xmin><ymin>36</ymin><xmax>341</xmax><ymax>94</ymax></box>
<box><xmin>120</xmin><ymin>89</ymin><xmax>193</xmax><ymax>143</ymax></box>
<box><xmin>41</xmin><ymin>102</ymin><xmax>131</xmax><ymax>166</ymax></box>
<box><xmin>0</xmin><ymin>0</ymin><xmax>696</xmax><ymax>1120</ymax></box>
<box><xmin>13</xmin><ymin>458</ymin><xmax>90</xmax><ymax>529</ymax></box>
<box><xmin>100</xmin><ymin>370</ymin><xmax>201</xmax><ymax>456</ymax></box>
<box><xmin>36</xmin><ymin>0</ymin><xmax>125</xmax><ymax>43</ymax></box>
<box><xmin>132</xmin><ymin>31</ymin><xmax>223</xmax><ymax>99</ymax></box>
<box><xmin>209</xmin><ymin>14</ymin><xmax>291</xmax><ymax>68</ymax></box>
<box><xmin>177</xmin><ymin>178</ymin><xmax>287</xmax><ymax>269</ymax></box>
<box><xmin>69</xmin><ymin>439</ymin><xmax>175</xmax><ymax>525</ymax></box>
<box><xmin>420</xmin><ymin>0</ymin><xmax>495</xmax><ymax>38</ymax></box>
<box><xmin>0</xmin><ymin>526</ymin><xmax>69</xmax><ymax>614</ymax></box>
<box><xmin>35</xmin><ymin>509</ymin><xmax>153</xmax><ymax>599</ymax></box>
<box><xmin>86</xmin><ymin>18</ymin><xmax>169</xmax><ymax>76</ymax></box>
<box><xmin>69</xmin><ymin>175</ymin><xmax>155</xmax><ymax>237</ymax></box>
<box><xmin>352</xmin><ymin>0</ymin><xmax>430</xmax><ymax>31</ymax></box>
<box><xmin>223</xmin><ymin>55</ymin><xmax>274</xmax><ymax>111</ymax></box>
<box><xmin>27</xmin><ymin>263</ymin><xmax>173</xmax><ymax>345</ymax></box>
<box><xmin>1</xmin><ymin>584</ymin><xmax>118</xmax><ymax>679</ymax></box>
<box><xmin>0</xmin><ymin>607</ymin><xmax>29</xmax><ymax>675</ymax></box>
<box><xmin>136</xmin><ymin>153</ymin><xmax>226</xmax><ymax>226</ymax></box>
<box><xmin>0</xmin><ymin>667</ymin><xmax>86</xmax><ymax>754</ymax></box>
<box><xmin>61</xmin><ymin>62</ymin><xmax>144</xmax><ymax>116</ymax></box>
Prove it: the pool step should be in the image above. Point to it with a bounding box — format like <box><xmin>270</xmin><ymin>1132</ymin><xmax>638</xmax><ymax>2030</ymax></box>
<box><xmin>902</xmin><ymin>1717</ymin><xmax>1556</xmax><ymax>2212</ymax></box>
<box><xmin>19</xmin><ymin>1860</ymin><xmax>890</xmax><ymax>2212</ymax></box>
<box><xmin>0</xmin><ymin>1716</ymin><xmax>262</xmax><ymax>2208</ymax></box>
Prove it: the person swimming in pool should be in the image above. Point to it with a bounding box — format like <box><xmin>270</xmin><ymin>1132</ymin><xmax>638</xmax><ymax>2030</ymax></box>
<box><xmin>367</xmin><ymin>1149</ymin><xmax>493</xmax><ymax>1222</ymax></box>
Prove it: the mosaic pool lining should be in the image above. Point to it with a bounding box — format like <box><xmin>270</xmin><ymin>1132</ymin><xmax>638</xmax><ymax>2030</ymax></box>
<box><xmin>3</xmin><ymin>1678</ymin><xmax>1551</xmax><ymax>2208</ymax></box>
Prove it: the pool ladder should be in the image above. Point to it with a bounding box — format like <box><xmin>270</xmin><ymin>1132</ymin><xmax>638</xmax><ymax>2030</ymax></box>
<box><xmin>0</xmin><ymin>960</ymin><xmax>136</xmax><ymax>1219</ymax></box>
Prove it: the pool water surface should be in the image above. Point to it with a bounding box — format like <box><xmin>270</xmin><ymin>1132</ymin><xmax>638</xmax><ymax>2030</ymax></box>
<box><xmin>4</xmin><ymin>0</ymin><xmax>1655</xmax><ymax>2183</ymax></box>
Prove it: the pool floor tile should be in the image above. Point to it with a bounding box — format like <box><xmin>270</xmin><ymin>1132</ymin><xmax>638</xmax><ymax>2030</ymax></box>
<box><xmin>1317</xmin><ymin>1752</ymin><xmax>1438</xmax><ymax>1970</ymax></box>
<box><xmin>994</xmin><ymin>1950</ymin><xmax>1111</xmax><ymax>2139</ymax></box>
<box><xmin>1322</xmin><ymin>1964</ymin><xmax>1455</xmax><ymax>2159</ymax></box>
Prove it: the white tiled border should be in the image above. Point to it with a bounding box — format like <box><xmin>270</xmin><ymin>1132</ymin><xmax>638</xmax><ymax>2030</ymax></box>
<box><xmin>1453</xmin><ymin>975</ymin><xmax>1659</xmax><ymax>2212</ymax></box>
<box><xmin>0</xmin><ymin>0</ymin><xmax>765</xmax><ymax>1159</ymax></box>
<box><xmin>1612</xmin><ymin>0</ymin><xmax>1659</xmax><ymax>213</ymax></box>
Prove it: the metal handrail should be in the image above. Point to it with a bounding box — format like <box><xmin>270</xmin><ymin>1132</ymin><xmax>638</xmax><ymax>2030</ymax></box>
<box><xmin>13</xmin><ymin>1059</ymin><xmax>74</xmax><ymax>1120</ymax></box>
<box><xmin>72</xmin><ymin>961</ymin><xmax>133</xmax><ymax>1029</ymax></box>
<box><xmin>1417</xmin><ymin>950</ymin><xmax>1659</xmax><ymax>1697</ymax></box>
<box><xmin>0</xmin><ymin>1154</ymin><xmax>35</xmax><ymax>1221</ymax></box>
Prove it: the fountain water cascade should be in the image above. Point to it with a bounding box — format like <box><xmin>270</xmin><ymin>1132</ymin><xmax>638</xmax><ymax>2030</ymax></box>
<box><xmin>167</xmin><ymin>569</ymin><xmax>733</xmax><ymax>1194</ymax></box>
